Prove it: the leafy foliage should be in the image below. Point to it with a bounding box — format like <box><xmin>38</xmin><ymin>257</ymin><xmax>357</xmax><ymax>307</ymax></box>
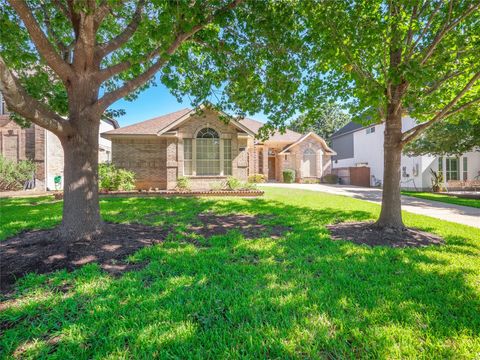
<box><xmin>429</xmin><ymin>169</ymin><xmax>445</xmax><ymax>193</ymax></box>
<box><xmin>248</xmin><ymin>174</ymin><xmax>266</xmax><ymax>183</ymax></box>
<box><xmin>98</xmin><ymin>164</ymin><xmax>135</xmax><ymax>191</ymax></box>
<box><xmin>289</xmin><ymin>103</ymin><xmax>350</xmax><ymax>141</ymax></box>
<box><xmin>405</xmin><ymin>116</ymin><xmax>480</xmax><ymax>156</ymax></box>
<box><xmin>0</xmin><ymin>155</ymin><xmax>35</xmax><ymax>191</ymax></box>
<box><xmin>176</xmin><ymin>176</ymin><xmax>191</xmax><ymax>191</ymax></box>
<box><xmin>321</xmin><ymin>174</ymin><xmax>339</xmax><ymax>185</ymax></box>
<box><xmin>282</xmin><ymin>169</ymin><xmax>295</xmax><ymax>183</ymax></box>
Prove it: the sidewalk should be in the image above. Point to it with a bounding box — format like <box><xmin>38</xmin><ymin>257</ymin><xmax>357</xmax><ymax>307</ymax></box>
<box><xmin>260</xmin><ymin>183</ymin><xmax>480</xmax><ymax>229</ymax></box>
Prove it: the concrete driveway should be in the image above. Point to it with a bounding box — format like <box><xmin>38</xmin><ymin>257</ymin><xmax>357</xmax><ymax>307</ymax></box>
<box><xmin>260</xmin><ymin>183</ymin><xmax>480</xmax><ymax>229</ymax></box>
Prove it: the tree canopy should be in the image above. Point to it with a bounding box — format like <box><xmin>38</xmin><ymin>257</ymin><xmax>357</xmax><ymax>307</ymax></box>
<box><xmin>288</xmin><ymin>103</ymin><xmax>351</xmax><ymax>141</ymax></box>
<box><xmin>404</xmin><ymin>114</ymin><xmax>480</xmax><ymax>156</ymax></box>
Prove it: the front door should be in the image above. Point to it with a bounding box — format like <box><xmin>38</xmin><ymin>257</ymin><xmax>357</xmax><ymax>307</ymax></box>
<box><xmin>268</xmin><ymin>157</ymin><xmax>276</xmax><ymax>180</ymax></box>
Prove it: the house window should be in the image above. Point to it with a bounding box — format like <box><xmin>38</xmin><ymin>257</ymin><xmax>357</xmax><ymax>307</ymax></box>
<box><xmin>196</xmin><ymin>128</ymin><xmax>220</xmax><ymax>176</ymax></box>
<box><xmin>463</xmin><ymin>157</ymin><xmax>468</xmax><ymax>180</ymax></box>
<box><xmin>223</xmin><ymin>139</ymin><xmax>232</xmax><ymax>175</ymax></box>
<box><xmin>446</xmin><ymin>157</ymin><xmax>459</xmax><ymax>181</ymax></box>
<box><xmin>184</xmin><ymin>139</ymin><xmax>193</xmax><ymax>175</ymax></box>
<box><xmin>438</xmin><ymin>157</ymin><xmax>443</xmax><ymax>176</ymax></box>
<box><xmin>366</xmin><ymin>126</ymin><xmax>375</xmax><ymax>134</ymax></box>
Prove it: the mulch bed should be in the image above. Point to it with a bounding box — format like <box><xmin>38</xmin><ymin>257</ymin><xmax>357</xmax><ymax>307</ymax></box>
<box><xmin>0</xmin><ymin>213</ymin><xmax>290</xmax><ymax>293</ymax></box>
<box><xmin>327</xmin><ymin>222</ymin><xmax>444</xmax><ymax>248</ymax></box>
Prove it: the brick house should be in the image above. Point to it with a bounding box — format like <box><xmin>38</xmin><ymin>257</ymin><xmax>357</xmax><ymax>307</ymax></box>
<box><xmin>0</xmin><ymin>92</ymin><xmax>118</xmax><ymax>190</ymax></box>
<box><xmin>102</xmin><ymin>106</ymin><xmax>336</xmax><ymax>190</ymax></box>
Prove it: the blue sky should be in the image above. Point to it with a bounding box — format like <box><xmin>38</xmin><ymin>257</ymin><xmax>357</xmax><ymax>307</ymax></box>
<box><xmin>109</xmin><ymin>82</ymin><xmax>270</xmax><ymax>127</ymax></box>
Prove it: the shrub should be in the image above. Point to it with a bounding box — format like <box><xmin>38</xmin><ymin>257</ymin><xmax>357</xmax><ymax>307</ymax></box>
<box><xmin>0</xmin><ymin>156</ymin><xmax>35</xmax><ymax>191</ymax></box>
<box><xmin>321</xmin><ymin>174</ymin><xmax>339</xmax><ymax>184</ymax></box>
<box><xmin>226</xmin><ymin>176</ymin><xmax>242</xmax><ymax>190</ymax></box>
<box><xmin>248</xmin><ymin>173</ymin><xmax>266</xmax><ymax>183</ymax></box>
<box><xmin>98</xmin><ymin>164</ymin><xmax>135</xmax><ymax>191</ymax></box>
<box><xmin>176</xmin><ymin>176</ymin><xmax>190</xmax><ymax>191</ymax></box>
<box><xmin>430</xmin><ymin>169</ymin><xmax>444</xmax><ymax>192</ymax></box>
<box><xmin>282</xmin><ymin>169</ymin><xmax>295</xmax><ymax>183</ymax></box>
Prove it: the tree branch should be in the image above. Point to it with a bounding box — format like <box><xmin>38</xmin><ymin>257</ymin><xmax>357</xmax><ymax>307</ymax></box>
<box><xmin>0</xmin><ymin>56</ymin><xmax>73</xmax><ymax>136</ymax></box>
<box><xmin>97</xmin><ymin>45</ymin><xmax>160</xmax><ymax>82</ymax></box>
<box><xmin>96</xmin><ymin>0</ymin><xmax>145</xmax><ymax>58</ymax></box>
<box><xmin>401</xmin><ymin>71</ymin><xmax>480</xmax><ymax>144</ymax></box>
<box><xmin>94</xmin><ymin>0</ymin><xmax>113</xmax><ymax>29</ymax></box>
<box><xmin>40</xmin><ymin>1</ymin><xmax>68</xmax><ymax>53</ymax></box>
<box><xmin>9</xmin><ymin>0</ymin><xmax>73</xmax><ymax>82</ymax></box>
<box><xmin>96</xmin><ymin>0</ymin><xmax>243</xmax><ymax>110</ymax></box>
<box><xmin>51</xmin><ymin>0</ymin><xmax>70</xmax><ymax>19</ymax></box>
<box><xmin>420</xmin><ymin>2</ymin><xmax>480</xmax><ymax>65</ymax></box>
<box><xmin>424</xmin><ymin>69</ymin><xmax>465</xmax><ymax>95</ymax></box>
<box><xmin>404</xmin><ymin>1</ymin><xmax>443</xmax><ymax>62</ymax></box>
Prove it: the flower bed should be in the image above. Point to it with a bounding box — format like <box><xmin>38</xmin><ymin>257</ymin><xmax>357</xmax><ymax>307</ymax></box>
<box><xmin>99</xmin><ymin>189</ymin><xmax>264</xmax><ymax>197</ymax></box>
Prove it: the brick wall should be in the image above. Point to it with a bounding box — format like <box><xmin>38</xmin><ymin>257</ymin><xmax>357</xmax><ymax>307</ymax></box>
<box><xmin>112</xmin><ymin>137</ymin><xmax>167</xmax><ymax>190</ymax></box>
<box><xmin>0</xmin><ymin>118</ymin><xmax>46</xmax><ymax>186</ymax></box>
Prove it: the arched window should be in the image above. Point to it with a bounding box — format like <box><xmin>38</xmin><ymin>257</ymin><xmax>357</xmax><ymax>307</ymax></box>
<box><xmin>196</xmin><ymin>128</ymin><xmax>220</xmax><ymax>175</ymax></box>
<box><xmin>302</xmin><ymin>148</ymin><xmax>317</xmax><ymax>177</ymax></box>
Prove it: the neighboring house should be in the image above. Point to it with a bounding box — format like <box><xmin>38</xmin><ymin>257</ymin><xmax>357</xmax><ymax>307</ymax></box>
<box><xmin>102</xmin><ymin>106</ymin><xmax>336</xmax><ymax>190</ymax></box>
<box><xmin>330</xmin><ymin>117</ymin><xmax>480</xmax><ymax>190</ymax></box>
<box><xmin>0</xmin><ymin>92</ymin><xmax>119</xmax><ymax>190</ymax></box>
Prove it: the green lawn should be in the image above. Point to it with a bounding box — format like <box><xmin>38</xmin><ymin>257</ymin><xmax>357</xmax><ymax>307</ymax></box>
<box><xmin>1</xmin><ymin>188</ymin><xmax>479</xmax><ymax>359</ymax></box>
<box><xmin>402</xmin><ymin>190</ymin><xmax>480</xmax><ymax>208</ymax></box>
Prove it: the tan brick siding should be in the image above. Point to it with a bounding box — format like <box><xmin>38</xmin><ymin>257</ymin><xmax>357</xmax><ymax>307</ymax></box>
<box><xmin>112</xmin><ymin>137</ymin><xmax>167</xmax><ymax>190</ymax></box>
<box><xmin>0</xmin><ymin>118</ymin><xmax>46</xmax><ymax>186</ymax></box>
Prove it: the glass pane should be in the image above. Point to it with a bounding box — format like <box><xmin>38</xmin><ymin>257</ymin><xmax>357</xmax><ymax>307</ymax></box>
<box><xmin>438</xmin><ymin>157</ymin><xmax>443</xmax><ymax>172</ymax></box>
<box><xmin>223</xmin><ymin>139</ymin><xmax>232</xmax><ymax>175</ymax></box>
<box><xmin>197</xmin><ymin>128</ymin><xmax>219</xmax><ymax>139</ymax></box>
<box><xmin>184</xmin><ymin>160</ymin><xmax>192</xmax><ymax>175</ymax></box>
<box><xmin>184</xmin><ymin>139</ymin><xmax>192</xmax><ymax>160</ymax></box>
<box><xmin>196</xmin><ymin>138</ymin><xmax>220</xmax><ymax>175</ymax></box>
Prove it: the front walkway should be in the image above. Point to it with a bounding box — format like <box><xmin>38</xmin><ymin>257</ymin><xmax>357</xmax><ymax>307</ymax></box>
<box><xmin>260</xmin><ymin>183</ymin><xmax>480</xmax><ymax>229</ymax></box>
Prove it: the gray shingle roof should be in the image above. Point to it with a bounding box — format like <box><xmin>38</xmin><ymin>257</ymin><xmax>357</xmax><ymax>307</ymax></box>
<box><xmin>330</xmin><ymin>121</ymin><xmax>363</xmax><ymax>138</ymax></box>
<box><xmin>103</xmin><ymin>109</ymin><xmax>304</xmax><ymax>143</ymax></box>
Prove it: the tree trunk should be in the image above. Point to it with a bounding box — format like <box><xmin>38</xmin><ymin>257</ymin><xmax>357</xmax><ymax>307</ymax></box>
<box><xmin>375</xmin><ymin>104</ymin><xmax>405</xmax><ymax>230</ymax></box>
<box><xmin>57</xmin><ymin>116</ymin><xmax>103</xmax><ymax>241</ymax></box>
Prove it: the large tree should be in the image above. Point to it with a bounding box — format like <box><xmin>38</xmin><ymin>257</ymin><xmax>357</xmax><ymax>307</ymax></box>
<box><xmin>0</xmin><ymin>0</ymin><xmax>302</xmax><ymax>241</ymax></box>
<box><xmin>288</xmin><ymin>103</ymin><xmax>351</xmax><ymax>142</ymax></box>
<box><xmin>297</xmin><ymin>0</ymin><xmax>480</xmax><ymax>230</ymax></box>
<box><xmin>0</xmin><ymin>0</ymin><xmax>246</xmax><ymax>240</ymax></box>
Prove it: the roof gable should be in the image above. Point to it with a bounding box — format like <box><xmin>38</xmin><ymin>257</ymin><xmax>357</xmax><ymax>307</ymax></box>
<box><xmin>157</xmin><ymin>105</ymin><xmax>256</xmax><ymax>137</ymax></box>
<box><xmin>279</xmin><ymin>132</ymin><xmax>336</xmax><ymax>155</ymax></box>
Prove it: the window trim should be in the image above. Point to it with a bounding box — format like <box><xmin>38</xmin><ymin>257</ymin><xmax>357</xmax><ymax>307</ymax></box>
<box><xmin>446</xmin><ymin>157</ymin><xmax>460</xmax><ymax>181</ymax></box>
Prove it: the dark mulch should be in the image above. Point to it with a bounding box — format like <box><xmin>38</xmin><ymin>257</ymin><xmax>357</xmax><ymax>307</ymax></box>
<box><xmin>0</xmin><ymin>213</ymin><xmax>290</xmax><ymax>292</ymax></box>
<box><xmin>0</xmin><ymin>223</ymin><xmax>168</xmax><ymax>292</ymax></box>
<box><xmin>327</xmin><ymin>222</ymin><xmax>444</xmax><ymax>248</ymax></box>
